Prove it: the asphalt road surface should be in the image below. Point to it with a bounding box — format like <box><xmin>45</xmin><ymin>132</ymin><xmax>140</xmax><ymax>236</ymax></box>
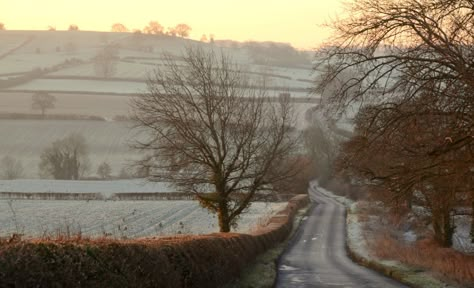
<box><xmin>276</xmin><ymin>184</ymin><xmax>407</xmax><ymax>288</ymax></box>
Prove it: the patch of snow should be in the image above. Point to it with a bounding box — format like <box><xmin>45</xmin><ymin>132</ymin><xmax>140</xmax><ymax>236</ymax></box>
<box><xmin>346</xmin><ymin>213</ymin><xmax>372</xmax><ymax>259</ymax></box>
<box><xmin>403</xmin><ymin>230</ymin><xmax>417</xmax><ymax>243</ymax></box>
<box><xmin>453</xmin><ymin>215</ymin><xmax>474</xmax><ymax>254</ymax></box>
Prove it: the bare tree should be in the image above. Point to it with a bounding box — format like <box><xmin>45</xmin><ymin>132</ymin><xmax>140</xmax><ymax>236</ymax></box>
<box><xmin>68</xmin><ymin>24</ymin><xmax>79</xmax><ymax>31</ymax></box>
<box><xmin>143</xmin><ymin>21</ymin><xmax>164</xmax><ymax>35</ymax></box>
<box><xmin>338</xmin><ymin>101</ymin><xmax>469</xmax><ymax>246</ymax></box>
<box><xmin>97</xmin><ymin>161</ymin><xmax>112</xmax><ymax>179</ymax></box>
<box><xmin>111</xmin><ymin>23</ymin><xmax>128</xmax><ymax>33</ymax></box>
<box><xmin>32</xmin><ymin>91</ymin><xmax>56</xmax><ymax>117</ymax></box>
<box><xmin>132</xmin><ymin>47</ymin><xmax>300</xmax><ymax>232</ymax></box>
<box><xmin>316</xmin><ymin>0</ymin><xmax>474</xmax><ymax>246</ymax></box>
<box><xmin>0</xmin><ymin>156</ymin><xmax>23</xmax><ymax>180</ymax></box>
<box><xmin>39</xmin><ymin>133</ymin><xmax>90</xmax><ymax>180</ymax></box>
<box><xmin>94</xmin><ymin>44</ymin><xmax>118</xmax><ymax>78</ymax></box>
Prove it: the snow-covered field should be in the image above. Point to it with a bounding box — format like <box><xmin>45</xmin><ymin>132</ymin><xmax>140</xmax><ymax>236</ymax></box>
<box><xmin>0</xmin><ymin>92</ymin><xmax>132</xmax><ymax>119</ymax></box>
<box><xmin>8</xmin><ymin>79</ymin><xmax>148</xmax><ymax>94</ymax></box>
<box><xmin>0</xmin><ymin>179</ymin><xmax>175</xmax><ymax>198</ymax></box>
<box><xmin>0</xmin><ymin>199</ymin><xmax>286</xmax><ymax>238</ymax></box>
<box><xmin>48</xmin><ymin>61</ymin><xmax>153</xmax><ymax>79</ymax></box>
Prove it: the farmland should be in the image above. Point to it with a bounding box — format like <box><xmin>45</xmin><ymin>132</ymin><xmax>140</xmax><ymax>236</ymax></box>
<box><xmin>0</xmin><ymin>119</ymin><xmax>138</xmax><ymax>178</ymax></box>
<box><xmin>0</xmin><ymin>179</ymin><xmax>175</xmax><ymax>197</ymax></box>
<box><xmin>0</xmin><ymin>199</ymin><xmax>286</xmax><ymax>238</ymax></box>
<box><xmin>0</xmin><ymin>31</ymin><xmax>311</xmax><ymax>240</ymax></box>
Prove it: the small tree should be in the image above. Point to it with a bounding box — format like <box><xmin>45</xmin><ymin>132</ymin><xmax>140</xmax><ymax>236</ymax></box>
<box><xmin>68</xmin><ymin>24</ymin><xmax>79</xmax><ymax>31</ymax></box>
<box><xmin>94</xmin><ymin>44</ymin><xmax>118</xmax><ymax>78</ymax></box>
<box><xmin>0</xmin><ymin>156</ymin><xmax>23</xmax><ymax>180</ymax></box>
<box><xmin>143</xmin><ymin>21</ymin><xmax>163</xmax><ymax>35</ymax></box>
<box><xmin>132</xmin><ymin>47</ymin><xmax>300</xmax><ymax>232</ymax></box>
<box><xmin>39</xmin><ymin>133</ymin><xmax>89</xmax><ymax>180</ymax></box>
<box><xmin>111</xmin><ymin>23</ymin><xmax>128</xmax><ymax>32</ymax></box>
<box><xmin>174</xmin><ymin>23</ymin><xmax>192</xmax><ymax>38</ymax></box>
<box><xmin>97</xmin><ymin>161</ymin><xmax>112</xmax><ymax>179</ymax></box>
<box><xmin>0</xmin><ymin>23</ymin><xmax>5</xmax><ymax>30</ymax></box>
<box><xmin>32</xmin><ymin>91</ymin><xmax>56</xmax><ymax>117</ymax></box>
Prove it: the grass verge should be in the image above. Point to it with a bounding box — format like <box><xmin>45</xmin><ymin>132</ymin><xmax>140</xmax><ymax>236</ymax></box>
<box><xmin>224</xmin><ymin>204</ymin><xmax>312</xmax><ymax>288</ymax></box>
<box><xmin>346</xmin><ymin>208</ymin><xmax>463</xmax><ymax>288</ymax></box>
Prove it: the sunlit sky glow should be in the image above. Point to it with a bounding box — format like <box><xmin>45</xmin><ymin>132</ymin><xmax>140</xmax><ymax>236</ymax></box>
<box><xmin>0</xmin><ymin>0</ymin><xmax>346</xmax><ymax>49</ymax></box>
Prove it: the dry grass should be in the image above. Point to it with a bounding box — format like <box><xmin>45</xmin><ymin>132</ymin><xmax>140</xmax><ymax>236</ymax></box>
<box><xmin>372</xmin><ymin>232</ymin><xmax>474</xmax><ymax>285</ymax></box>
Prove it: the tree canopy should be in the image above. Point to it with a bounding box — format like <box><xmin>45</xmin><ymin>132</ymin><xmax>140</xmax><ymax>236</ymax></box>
<box><xmin>316</xmin><ymin>0</ymin><xmax>474</xmax><ymax>246</ymax></box>
<box><xmin>132</xmin><ymin>47</ymin><xmax>300</xmax><ymax>232</ymax></box>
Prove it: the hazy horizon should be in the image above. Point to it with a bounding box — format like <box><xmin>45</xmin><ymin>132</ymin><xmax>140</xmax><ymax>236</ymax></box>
<box><xmin>0</xmin><ymin>0</ymin><xmax>346</xmax><ymax>49</ymax></box>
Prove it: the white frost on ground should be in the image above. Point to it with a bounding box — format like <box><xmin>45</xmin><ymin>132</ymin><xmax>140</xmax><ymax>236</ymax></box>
<box><xmin>0</xmin><ymin>179</ymin><xmax>175</xmax><ymax>198</ymax></box>
<box><xmin>8</xmin><ymin>79</ymin><xmax>148</xmax><ymax>94</ymax></box>
<box><xmin>310</xmin><ymin>180</ymin><xmax>354</xmax><ymax>207</ymax></box>
<box><xmin>346</xmin><ymin>212</ymin><xmax>373</xmax><ymax>259</ymax></box>
<box><xmin>0</xmin><ymin>200</ymin><xmax>286</xmax><ymax>239</ymax></box>
<box><xmin>311</xmin><ymin>182</ymin><xmax>370</xmax><ymax>257</ymax></box>
<box><xmin>453</xmin><ymin>215</ymin><xmax>474</xmax><ymax>254</ymax></box>
<box><xmin>403</xmin><ymin>230</ymin><xmax>417</xmax><ymax>242</ymax></box>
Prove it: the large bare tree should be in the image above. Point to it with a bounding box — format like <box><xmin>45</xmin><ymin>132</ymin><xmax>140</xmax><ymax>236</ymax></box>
<box><xmin>132</xmin><ymin>47</ymin><xmax>300</xmax><ymax>232</ymax></box>
<box><xmin>316</xmin><ymin>0</ymin><xmax>474</xmax><ymax>246</ymax></box>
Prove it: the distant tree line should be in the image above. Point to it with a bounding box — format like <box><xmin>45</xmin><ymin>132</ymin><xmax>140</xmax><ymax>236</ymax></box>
<box><xmin>110</xmin><ymin>21</ymin><xmax>192</xmax><ymax>38</ymax></box>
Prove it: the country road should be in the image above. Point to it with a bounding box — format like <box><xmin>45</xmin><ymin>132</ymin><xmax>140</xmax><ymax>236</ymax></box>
<box><xmin>276</xmin><ymin>184</ymin><xmax>407</xmax><ymax>288</ymax></box>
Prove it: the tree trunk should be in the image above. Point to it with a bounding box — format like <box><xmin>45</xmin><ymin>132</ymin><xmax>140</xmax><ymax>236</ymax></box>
<box><xmin>217</xmin><ymin>200</ymin><xmax>231</xmax><ymax>232</ymax></box>
<box><xmin>471</xmin><ymin>199</ymin><xmax>474</xmax><ymax>243</ymax></box>
<box><xmin>432</xmin><ymin>207</ymin><xmax>454</xmax><ymax>247</ymax></box>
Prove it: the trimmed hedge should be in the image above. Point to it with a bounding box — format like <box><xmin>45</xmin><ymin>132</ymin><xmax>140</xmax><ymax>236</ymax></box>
<box><xmin>0</xmin><ymin>195</ymin><xmax>309</xmax><ymax>288</ymax></box>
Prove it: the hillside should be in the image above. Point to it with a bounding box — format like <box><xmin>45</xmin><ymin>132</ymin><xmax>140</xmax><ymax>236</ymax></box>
<box><xmin>0</xmin><ymin>31</ymin><xmax>317</xmax><ymax>178</ymax></box>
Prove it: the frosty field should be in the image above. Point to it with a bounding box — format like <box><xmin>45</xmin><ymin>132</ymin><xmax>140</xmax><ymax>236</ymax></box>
<box><xmin>0</xmin><ymin>199</ymin><xmax>286</xmax><ymax>238</ymax></box>
<box><xmin>0</xmin><ymin>179</ymin><xmax>175</xmax><ymax>198</ymax></box>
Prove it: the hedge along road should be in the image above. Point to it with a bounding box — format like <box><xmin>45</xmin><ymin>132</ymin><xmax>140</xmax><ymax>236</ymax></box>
<box><xmin>275</xmin><ymin>184</ymin><xmax>407</xmax><ymax>288</ymax></box>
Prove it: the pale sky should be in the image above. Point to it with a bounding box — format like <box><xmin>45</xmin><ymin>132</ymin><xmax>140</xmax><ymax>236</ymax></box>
<box><xmin>0</xmin><ymin>0</ymin><xmax>346</xmax><ymax>49</ymax></box>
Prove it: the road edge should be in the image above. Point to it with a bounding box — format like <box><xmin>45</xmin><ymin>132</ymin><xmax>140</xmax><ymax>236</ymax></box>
<box><xmin>310</xmin><ymin>181</ymin><xmax>456</xmax><ymax>287</ymax></box>
<box><xmin>345</xmin><ymin>207</ymin><xmax>457</xmax><ymax>288</ymax></box>
<box><xmin>224</xmin><ymin>202</ymin><xmax>312</xmax><ymax>288</ymax></box>
<box><xmin>272</xmin><ymin>203</ymin><xmax>315</xmax><ymax>288</ymax></box>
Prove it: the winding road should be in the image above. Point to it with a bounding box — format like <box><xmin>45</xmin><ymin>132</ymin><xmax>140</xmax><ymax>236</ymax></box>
<box><xmin>276</xmin><ymin>184</ymin><xmax>407</xmax><ymax>288</ymax></box>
